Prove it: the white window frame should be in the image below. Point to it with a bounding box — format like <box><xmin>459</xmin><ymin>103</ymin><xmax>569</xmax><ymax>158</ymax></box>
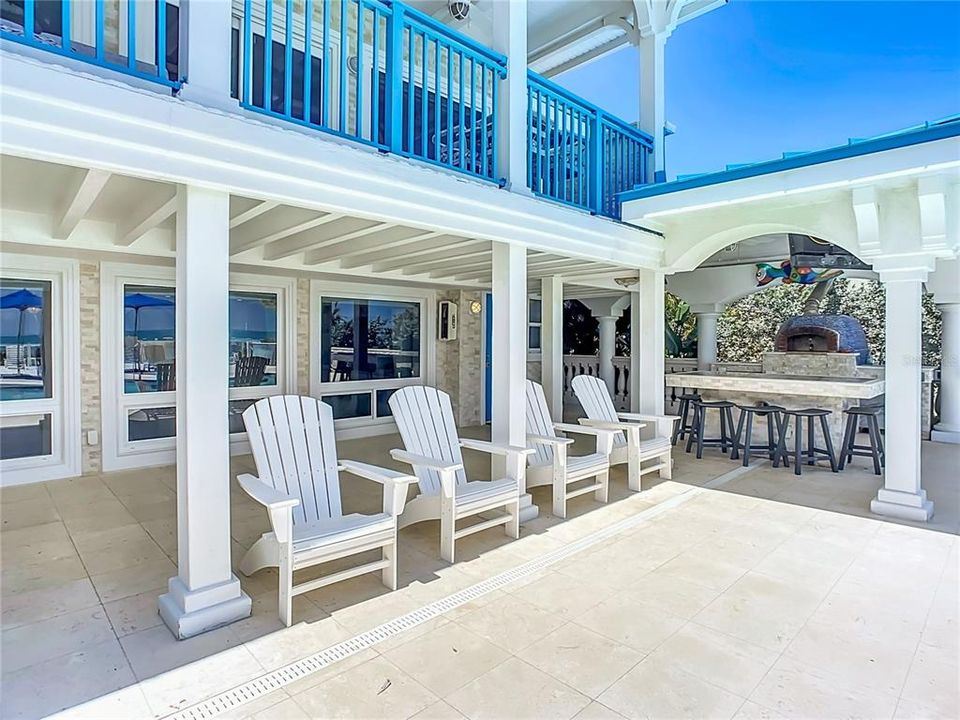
<box><xmin>0</xmin><ymin>253</ymin><xmax>81</xmax><ymax>486</ymax></box>
<box><xmin>528</xmin><ymin>295</ymin><xmax>542</xmax><ymax>359</ymax></box>
<box><xmin>101</xmin><ymin>263</ymin><xmax>297</xmax><ymax>471</ymax></box>
<box><xmin>310</xmin><ymin>280</ymin><xmax>435</xmax><ymax>438</ymax></box>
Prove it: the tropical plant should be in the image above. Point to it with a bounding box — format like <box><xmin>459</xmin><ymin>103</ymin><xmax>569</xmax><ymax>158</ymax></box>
<box><xmin>664</xmin><ymin>293</ymin><xmax>698</xmax><ymax>358</ymax></box>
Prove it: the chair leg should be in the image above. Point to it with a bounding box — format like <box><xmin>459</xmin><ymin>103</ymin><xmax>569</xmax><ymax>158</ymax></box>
<box><xmin>506</xmin><ymin>498</ymin><xmax>520</xmax><ymax>540</ymax></box>
<box><xmin>696</xmin><ymin>407</ymin><xmax>706</xmax><ymax>460</ymax></box>
<box><xmin>838</xmin><ymin>414</ymin><xmax>854</xmax><ymax>471</ymax></box>
<box><xmin>553</xmin><ymin>466</ymin><xmax>567</xmax><ymax>519</ymax></box>
<box><xmin>279</xmin><ymin>544</ymin><xmax>293</xmax><ymax>628</ymax></box>
<box><xmin>793</xmin><ymin>415</ymin><xmax>802</xmax><ymax>476</ymax></box>
<box><xmin>673</xmin><ymin>399</ymin><xmax>687</xmax><ymax>445</ymax></box>
<box><xmin>820</xmin><ymin>415</ymin><xmax>838</xmax><ymax>473</ymax></box>
<box><xmin>596</xmin><ymin>469</ymin><xmax>610</xmax><ymax>502</ymax></box>
<box><xmin>382</xmin><ymin>535</ymin><xmax>398</xmax><ymax>591</ymax></box>
<box><xmin>866</xmin><ymin>417</ymin><xmax>883</xmax><ymax>476</ymax></box>
<box><xmin>872</xmin><ymin>417</ymin><xmax>886</xmax><ymax>466</ymax></box>
<box><xmin>628</xmin><ymin>440</ymin><xmax>642</xmax><ymax>492</ymax></box>
<box><xmin>773</xmin><ymin>418</ymin><xmax>789</xmax><ymax>468</ymax></box>
<box><xmin>719</xmin><ymin>408</ymin><xmax>729</xmax><ymax>454</ymax></box>
<box><xmin>766</xmin><ymin>413</ymin><xmax>776</xmax><ymax>460</ymax></box>
<box><xmin>685</xmin><ymin>405</ymin><xmax>699</xmax><ymax>454</ymax></box>
<box><xmin>742</xmin><ymin>412</ymin><xmax>754</xmax><ymax>467</ymax></box>
<box><xmin>807</xmin><ymin>417</ymin><xmax>816</xmax><ymax>465</ymax></box>
<box><xmin>440</xmin><ymin>499</ymin><xmax>456</xmax><ymax>563</ymax></box>
<box><xmin>732</xmin><ymin>409</ymin><xmax>745</xmax><ymax>460</ymax></box>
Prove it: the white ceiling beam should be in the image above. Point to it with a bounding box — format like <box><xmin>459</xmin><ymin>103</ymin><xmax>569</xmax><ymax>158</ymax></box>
<box><xmin>338</xmin><ymin>234</ymin><xmax>459</xmax><ymax>269</ymax></box>
<box><xmin>529</xmin><ymin>261</ymin><xmax>611</xmax><ymax>277</ymax></box>
<box><xmin>380</xmin><ymin>244</ymin><xmax>489</xmax><ymax>273</ymax></box>
<box><xmin>230</xmin><ymin>200</ymin><xmax>279</xmax><ymax>228</ymax></box>
<box><xmin>542</xmin><ymin>36</ymin><xmax>631</xmax><ymax>79</ymax></box>
<box><xmin>54</xmin><ymin>168</ymin><xmax>111</xmax><ymax>240</ymax></box>
<box><xmin>423</xmin><ymin>257</ymin><xmax>493</xmax><ymax>279</ymax></box>
<box><xmin>230</xmin><ymin>208</ymin><xmax>335</xmax><ymax>255</ymax></box>
<box><xmin>116</xmin><ymin>191</ymin><xmax>177</xmax><ymax>247</ymax></box>
<box><xmin>298</xmin><ymin>227</ymin><xmax>434</xmax><ymax>266</ymax></box>
<box><xmin>267</xmin><ymin>218</ymin><xmax>384</xmax><ymax>261</ymax></box>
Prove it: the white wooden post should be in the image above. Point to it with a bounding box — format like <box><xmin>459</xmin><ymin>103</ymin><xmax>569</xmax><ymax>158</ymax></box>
<box><xmin>541</xmin><ymin>276</ymin><xmax>563</xmax><ymax>419</ymax></box>
<box><xmin>870</xmin><ymin>263</ymin><xmax>933</xmax><ymax>521</ymax></box>
<box><xmin>932</xmin><ymin>302</ymin><xmax>960</xmax><ymax>444</ymax></box>
<box><xmin>159</xmin><ymin>185</ymin><xmax>251</xmax><ymax>639</ymax></box>
<box><xmin>598</xmin><ymin>316</ymin><xmax>618</xmax><ymax>396</ymax></box>
<box><xmin>639</xmin><ymin>32</ymin><xmax>669</xmax><ymax>183</ymax></box>
<box><xmin>631</xmin><ymin>270</ymin><xmax>666</xmax><ymax>414</ymax></box>
<box><xmin>491</xmin><ymin>0</ymin><xmax>529</xmax><ymax>191</ymax></box>
<box><xmin>692</xmin><ymin>305</ymin><xmax>722</xmax><ymax>372</ymax></box>
<box><xmin>492</xmin><ymin>241</ymin><xmax>537</xmax><ymax>520</ymax></box>
<box><xmin>178</xmin><ymin>0</ymin><xmax>234</xmax><ymax>109</ymax></box>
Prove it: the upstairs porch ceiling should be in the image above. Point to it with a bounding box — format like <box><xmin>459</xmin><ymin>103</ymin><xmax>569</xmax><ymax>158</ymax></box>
<box><xmin>0</xmin><ymin>155</ymin><xmax>637</xmax><ymax>289</ymax></box>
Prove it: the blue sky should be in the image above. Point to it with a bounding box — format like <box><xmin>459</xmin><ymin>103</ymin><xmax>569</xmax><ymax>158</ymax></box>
<box><xmin>556</xmin><ymin>0</ymin><xmax>960</xmax><ymax>180</ymax></box>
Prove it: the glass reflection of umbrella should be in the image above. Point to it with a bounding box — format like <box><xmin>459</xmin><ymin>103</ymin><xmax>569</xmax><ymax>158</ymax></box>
<box><xmin>125</xmin><ymin>292</ymin><xmax>174</xmax><ymax>377</ymax></box>
<box><xmin>0</xmin><ymin>288</ymin><xmax>42</xmax><ymax>376</ymax></box>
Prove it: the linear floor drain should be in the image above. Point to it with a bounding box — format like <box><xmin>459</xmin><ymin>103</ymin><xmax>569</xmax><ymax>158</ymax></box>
<box><xmin>165</xmin><ymin>467</ymin><xmax>756</xmax><ymax>720</ymax></box>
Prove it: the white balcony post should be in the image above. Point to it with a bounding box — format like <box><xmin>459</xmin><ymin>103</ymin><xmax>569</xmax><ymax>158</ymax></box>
<box><xmin>541</xmin><ymin>276</ymin><xmax>563</xmax><ymax>419</ymax></box>
<box><xmin>692</xmin><ymin>305</ymin><xmax>722</xmax><ymax>372</ymax></box>
<box><xmin>639</xmin><ymin>32</ymin><xmax>669</xmax><ymax>183</ymax></box>
<box><xmin>159</xmin><ymin>185</ymin><xmax>251</xmax><ymax>639</ymax></box>
<box><xmin>178</xmin><ymin>0</ymin><xmax>234</xmax><ymax>109</ymax></box>
<box><xmin>491</xmin><ymin>0</ymin><xmax>529</xmax><ymax>191</ymax></box>
<box><xmin>492</xmin><ymin>241</ymin><xmax>537</xmax><ymax>520</ymax></box>
<box><xmin>932</xmin><ymin>302</ymin><xmax>960</xmax><ymax>444</ymax></box>
<box><xmin>631</xmin><ymin>270</ymin><xmax>666</xmax><ymax>414</ymax></box>
<box><xmin>598</xmin><ymin>316</ymin><xmax>618</xmax><ymax>396</ymax></box>
<box><xmin>870</xmin><ymin>262</ymin><xmax>934</xmax><ymax>522</ymax></box>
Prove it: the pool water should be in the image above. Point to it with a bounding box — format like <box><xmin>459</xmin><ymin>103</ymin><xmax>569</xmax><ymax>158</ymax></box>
<box><xmin>0</xmin><ymin>386</ymin><xmax>46</xmax><ymax>402</ymax></box>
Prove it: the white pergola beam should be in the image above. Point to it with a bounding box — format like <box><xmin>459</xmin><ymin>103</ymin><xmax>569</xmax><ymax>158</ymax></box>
<box><xmin>339</xmin><ymin>234</ymin><xmax>458</xmax><ymax>269</ymax></box>
<box><xmin>267</xmin><ymin>218</ymin><xmax>384</xmax><ymax>261</ymax></box>
<box><xmin>300</xmin><ymin>226</ymin><xmax>435</xmax><ymax>266</ymax></box>
<box><xmin>230</xmin><ymin>209</ymin><xmax>334</xmax><ymax>255</ymax></box>
<box><xmin>117</xmin><ymin>192</ymin><xmax>177</xmax><ymax>247</ymax></box>
<box><xmin>229</xmin><ymin>200</ymin><xmax>279</xmax><ymax>228</ymax></box>
<box><xmin>395</xmin><ymin>245</ymin><xmax>491</xmax><ymax>274</ymax></box>
<box><xmin>54</xmin><ymin>168</ymin><xmax>111</xmax><ymax>240</ymax></box>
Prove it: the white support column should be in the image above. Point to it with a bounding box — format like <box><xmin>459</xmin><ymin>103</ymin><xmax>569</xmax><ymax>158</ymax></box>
<box><xmin>870</xmin><ymin>265</ymin><xmax>933</xmax><ymax>522</ymax></box>
<box><xmin>638</xmin><ymin>32</ymin><xmax>669</xmax><ymax>183</ymax></box>
<box><xmin>159</xmin><ymin>186</ymin><xmax>251</xmax><ymax>639</ymax></box>
<box><xmin>492</xmin><ymin>242</ymin><xmax>537</xmax><ymax>521</ymax></box>
<box><xmin>598</xmin><ymin>316</ymin><xmax>618</xmax><ymax>396</ymax></box>
<box><xmin>491</xmin><ymin>0</ymin><xmax>529</xmax><ymax>191</ymax></box>
<box><xmin>178</xmin><ymin>0</ymin><xmax>234</xmax><ymax>109</ymax></box>
<box><xmin>932</xmin><ymin>303</ymin><xmax>960</xmax><ymax>444</ymax></box>
<box><xmin>630</xmin><ymin>270</ymin><xmax>666</xmax><ymax>414</ymax></box>
<box><xmin>692</xmin><ymin>305</ymin><xmax>722</xmax><ymax>372</ymax></box>
<box><xmin>541</xmin><ymin>276</ymin><xmax>563</xmax><ymax>419</ymax></box>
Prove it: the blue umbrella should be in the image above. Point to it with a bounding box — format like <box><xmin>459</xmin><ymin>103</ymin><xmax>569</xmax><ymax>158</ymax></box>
<box><xmin>125</xmin><ymin>292</ymin><xmax>174</xmax><ymax>376</ymax></box>
<box><xmin>1</xmin><ymin>289</ymin><xmax>42</xmax><ymax>375</ymax></box>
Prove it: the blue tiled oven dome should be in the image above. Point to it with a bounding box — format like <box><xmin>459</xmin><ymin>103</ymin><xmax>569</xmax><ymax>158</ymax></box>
<box><xmin>774</xmin><ymin>314</ymin><xmax>870</xmax><ymax>365</ymax></box>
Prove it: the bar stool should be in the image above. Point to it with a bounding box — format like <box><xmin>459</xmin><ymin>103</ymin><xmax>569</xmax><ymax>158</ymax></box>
<box><xmin>732</xmin><ymin>403</ymin><xmax>786</xmax><ymax>467</ymax></box>
<box><xmin>773</xmin><ymin>408</ymin><xmax>838</xmax><ymax>475</ymax></box>
<box><xmin>672</xmin><ymin>392</ymin><xmax>700</xmax><ymax>445</ymax></box>
<box><xmin>838</xmin><ymin>406</ymin><xmax>885</xmax><ymax>475</ymax></box>
<box><xmin>686</xmin><ymin>399</ymin><xmax>737</xmax><ymax>459</ymax></box>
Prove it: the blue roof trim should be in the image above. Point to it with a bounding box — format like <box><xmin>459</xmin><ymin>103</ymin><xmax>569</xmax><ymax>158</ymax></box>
<box><xmin>619</xmin><ymin>115</ymin><xmax>960</xmax><ymax>203</ymax></box>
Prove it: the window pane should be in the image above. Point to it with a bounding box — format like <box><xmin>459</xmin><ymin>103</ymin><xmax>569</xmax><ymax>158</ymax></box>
<box><xmin>1</xmin><ymin>278</ymin><xmax>52</xmax><ymax>401</ymax></box>
<box><xmin>320</xmin><ymin>297</ymin><xmax>421</xmax><ymax>382</ymax></box>
<box><xmin>124</xmin><ymin>285</ymin><xmax>175</xmax><ymax>394</ymax></box>
<box><xmin>321</xmin><ymin>393</ymin><xmax>372</xmax><ymax>420</ymax></box>
<box><xmin>0</xmin><ymin>414</ymin><xmax>52</xmax><ymax>460</ymax></box>
<box><xmin>528</xmin><ymin>325</ymin><xmax>542</xmax><ymax>350</ymax></box>
<box><xmin>229</xmin><ymin>398</ymin><xmax>259</xmax><ymax>434</ymax></box>
<box><xmin>529</xmin><ymin>299</ymin><xmax>542</xmax><ymax>324</ymax></box>
<box><xmin>230</xmin><ymin>292</ymin><xmax>278</xmax><ymax>388</ymax></box>
<box><xmin>127</xmin><ymin>406</ymin><xmax>176</xmax><ymax>441</ymax></box>
<box><xmin>376</xmin><ymin>388</ymin><xmax>397</xmax><ymax>418</ymax></box>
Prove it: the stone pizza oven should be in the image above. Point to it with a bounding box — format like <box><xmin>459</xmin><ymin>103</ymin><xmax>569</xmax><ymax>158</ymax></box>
<box><xmin>774</xmin><ymin>314</ymin><xmax>870</xmax><ymax>365</ymax></box>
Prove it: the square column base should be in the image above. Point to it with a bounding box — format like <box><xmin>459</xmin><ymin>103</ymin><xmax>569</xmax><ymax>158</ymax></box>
<box><xmin>518</xmin><ymin>492</ymin><xmax>539</xmax><ymax>522</ymax></box>
<box><xmin>159</xmin><ymin>575</ymin><xmax>251</xmax><ymax>640</ymax></box>
<box><xmin>931</xmin><ymin>425</ymin><xmax>960</xmax><ymax>445</ymax></box>
<box><xmin>870</xmin><ymin>488</ymin><xmax>934</xmax><ymax>523</ymax></box>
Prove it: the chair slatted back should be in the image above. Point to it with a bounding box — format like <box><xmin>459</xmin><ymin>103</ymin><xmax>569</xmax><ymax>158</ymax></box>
<box><xmin>525</xmin><ymin>380</ymin><xmax>556</xmax><ymax>467</ymax></box>
<box><xmin>155</xmin><ymin>361</ymin><xmax>176</xmax><ymax>391</ymax></box>
<box><xmin>389</xmin><ymin>386</ymin><xmax>468</xmax><ymax>495</ymax></box>
<box><xmin>242</xmin><ymin>395</ymin><xmax>342</xmax><ymax>525</ymax></box>
<box><xmin>572</xmin><ymin>374</ymin><xmax>627</xmax><ymax>447</ymax></box>
<box><xmin>235</xmin><ymin>355</ymin><xmax>268</xmax><ymax>387</ymax></box>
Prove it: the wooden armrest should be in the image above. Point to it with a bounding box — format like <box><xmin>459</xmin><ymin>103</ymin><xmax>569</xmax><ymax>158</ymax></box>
<box><xmin>237</xmin><ymin>473</ymin><xmax>299</xmax><ymax>510</ymax></box>
<box><xmin>579</xmin><ymin>419</ymin><xmax>645</xmax><ymax>432</ymax></box>
<box><xmin>618</xmin><ymin>412</ymin><xmax>680</xmax><ymax>425</ymax></box>
<box><xmin>553</xmin><ymin>422</ymin><xmax>616</xmax><ymax>437</ymax></box>
<box><xmin>527</xmin><ymin>433</ymin><xmax>574</xmax><ymax>447</ymax></box>
<box><xmin>339</xmin><ymin>460</ymin><xmax>413</xmax><ymax>517</ymax></box>
<box><xmin>460</xmin><ymin>438</ymin><xmax>535</xmax><ymax>457</ymax></box>
<box><xmin>389</xmin><ymin>449</ymin><xmax>462</xmax><ymax>474</ymax></box>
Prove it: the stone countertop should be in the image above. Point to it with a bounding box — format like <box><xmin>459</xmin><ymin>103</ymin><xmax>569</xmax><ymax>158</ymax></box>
<box><xmin>665</xmin><ymin>371</ymin><xmax>885</xmax><ymax>399</ymax></box>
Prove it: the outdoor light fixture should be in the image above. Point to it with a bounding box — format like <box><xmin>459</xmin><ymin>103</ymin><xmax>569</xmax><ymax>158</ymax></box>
<box><xmin>614</xmin><ymin>276</ymin><xmax>639</xmax><ymax>288</ymax></box>
<box><xmin>469</xmin><ymin>299</ymin><xmax>482</xmax><ymax>315</ymax></box>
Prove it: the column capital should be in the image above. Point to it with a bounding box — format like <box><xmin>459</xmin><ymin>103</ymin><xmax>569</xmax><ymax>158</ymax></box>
<box><xmin>690</xmin><ymin>303</ymin><xmax>724</xmax><ymax>316</ymax></box>
<box><xmin>873</xmin><ymin>253</ymin><xmax>937</xmax><ymax>283</ymax></box>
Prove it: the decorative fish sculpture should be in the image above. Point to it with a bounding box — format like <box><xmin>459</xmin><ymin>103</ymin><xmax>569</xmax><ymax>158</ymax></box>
<box><xmin>756</xmin><ymin>260</ymin><xmax>842</xmax><ymax>287</ymax></box>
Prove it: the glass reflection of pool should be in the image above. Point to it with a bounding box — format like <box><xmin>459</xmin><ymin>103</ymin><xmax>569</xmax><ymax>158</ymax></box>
<box><xmin>0</xmin><ymin>386</ymin><xmax>46</xmax><ymax>401</ymax></box>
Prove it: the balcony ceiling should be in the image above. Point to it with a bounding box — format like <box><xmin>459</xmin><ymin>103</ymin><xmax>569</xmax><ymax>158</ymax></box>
<box><xmin>0</xmin><ymin>155</ymin><xmax>635</xmax><ymax>290</ymax></box>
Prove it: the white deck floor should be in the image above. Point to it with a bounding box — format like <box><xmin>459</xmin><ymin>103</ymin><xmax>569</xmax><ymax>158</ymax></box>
<box><xmin>1</xmin><ymin>433</ymin><xmax>957</xmax><ymax>720</ymax></box>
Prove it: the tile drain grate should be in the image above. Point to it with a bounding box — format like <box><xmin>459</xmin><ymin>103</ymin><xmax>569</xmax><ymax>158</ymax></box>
<box><xmin>166</xmin><ymin>465</ymin><xmax>755</xmax><ymax>720</ymax></box>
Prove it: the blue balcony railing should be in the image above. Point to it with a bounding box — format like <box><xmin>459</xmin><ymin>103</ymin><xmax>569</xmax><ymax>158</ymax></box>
<box><xmin>236</xmin><ymin>0</ymin><xmax>506</xmax><ymax>184</ymax></box>
<box><xmin>527</xmin><ymin>71</ymin><xmax>652</xmax><ymax>219</ymax></box>
<box><xmin>0</xmin><ymin>0</ymin><xmax>181</xmax><ymax>88</ymax></box>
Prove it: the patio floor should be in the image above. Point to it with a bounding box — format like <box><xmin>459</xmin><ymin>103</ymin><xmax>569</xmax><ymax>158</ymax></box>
<box><xmin>1</xmin><ymin>431</ymin><xmax>957</xmax><ymax>720</ymax></box>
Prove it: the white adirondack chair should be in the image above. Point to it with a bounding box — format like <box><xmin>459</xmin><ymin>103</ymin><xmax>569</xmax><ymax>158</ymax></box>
<box><xmin>572</xmin><ymin>375</ymin><xmax>680</xmax><ymax>492</ymax></box>
<box><xmin>525</xmin><ymin>380</ymin><xmax>617</xmax><ymax>518</ymax></box>
<box><xmin>388</xmin><ymin>386</ymin><xmax>533</xmax><ymax>563</ymax></box>
<box><xmin>238</xmin><ymin>395</ymin><xmax>414</xmax><ymax>627</ymax></box>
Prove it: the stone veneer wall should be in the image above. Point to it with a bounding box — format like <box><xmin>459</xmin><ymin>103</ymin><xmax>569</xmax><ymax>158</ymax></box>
<box><xmin>456</xmin><ymin>290</ymin><xmax>484</xmax><ymax>426</ymax></box>
<box><xmin>296</xmin><ymin>277</ymin><xmax>310</xmax><ymax>394</ymax></box>
<box><xmin>79</xmin><ymin>261</ymin><xmax>102</xmax><ymax>474</ymax></box>
<box><xmin>435</xmin><ymin>289</ymin><xmax>461</xmax><ymax>417</ymax></box>
<box><xmin>527</xmin><ymin>360</ymin><xmax>541</xmax><ymax>383</ymax></box>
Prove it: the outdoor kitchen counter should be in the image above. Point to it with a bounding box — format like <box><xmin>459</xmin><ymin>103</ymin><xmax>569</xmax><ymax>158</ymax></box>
<box><xmin>665</xmin><ymin>371</ymin><xmax>885</xmax><ymax>400</ymax></box>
